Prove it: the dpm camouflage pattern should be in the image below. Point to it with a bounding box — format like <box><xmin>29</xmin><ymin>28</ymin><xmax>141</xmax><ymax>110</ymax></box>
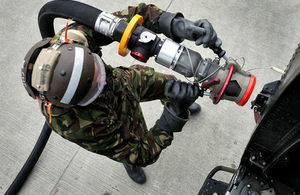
<box><xmin>43</xmin><ymin>65</ymin><xmax>176</xmax><ymax>167</ymax></box>
<box><xmin>113</xmin><ymin>3</ymin><xmax>165</xmax><ymax>33</ymax></box>
<box><xmin>41</xmin><ymin>4</ymin><xmax>178</xmax><ymax>167</ymax></box>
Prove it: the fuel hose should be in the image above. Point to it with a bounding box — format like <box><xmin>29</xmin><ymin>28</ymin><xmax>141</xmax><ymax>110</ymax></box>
<box><xmin>38</xmin><ymin>0</ymin><xmax>103</xmax><ymax>38</ymax></box>
<box><xmin>5</xmin><ymin>1</ymin><xmax>104</xmax><ymax>193</ymax></box>
<box><xmin>5</xmin><ymin>122</ymin><xmax>52</xmax><ymax>195</ymax></box>
<box><xmin>6</xmin><ymin>1</ymin><xmax>104</xmax><ymax>193</ymax></box>
<box><xmin>7</xmin><ymin>1</ymin><xmax>255</xmax><ymax>193</ymax></box>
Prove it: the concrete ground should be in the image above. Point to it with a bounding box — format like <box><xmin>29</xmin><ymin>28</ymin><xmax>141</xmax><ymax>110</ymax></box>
<box><xmin>1</xmin><ymin>0</ymin><xmax>300</xmax><ymax>194</ymax></box>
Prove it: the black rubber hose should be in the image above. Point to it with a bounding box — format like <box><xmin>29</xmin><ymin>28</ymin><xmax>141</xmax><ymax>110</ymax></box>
<box><xmin>38</xmin><ymin>0</ymin><xmax>102</xmax><ymax>38</ymax></box>
<box><xmin>5</xmin><ymin>1</ymin><xmax>102</xmax><ymax>194</ymax></box>
<box><xmin>5</xmin><ymin>122</ymin><xmax>52</xmax><ymax>195</ymax></box>
<box><xmin>5</xmin><ymin>1</ymin><xmax>103</xmax><ymax>194</ymax></box>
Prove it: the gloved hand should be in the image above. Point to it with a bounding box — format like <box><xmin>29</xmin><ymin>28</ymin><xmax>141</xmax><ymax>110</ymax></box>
<box><xmin>157</xmin><ymin>79</ymin><xmax>200</xmax><ymax>134</ymax></box>
<box><xmin>171</xmin><ymin>17</ymin><xmax>222</xmax><ymax>49</ymax></box>
<box><xmin>164</xmin><ymin>79</ymin><xmax>200</xmax><ymax>118</ymax></box>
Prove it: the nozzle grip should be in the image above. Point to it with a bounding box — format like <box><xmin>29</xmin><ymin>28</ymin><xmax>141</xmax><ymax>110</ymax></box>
<box><xmin>210</xmin><ymin>45</ymin><xmax>226</xmax><ymax>58</ymax></box>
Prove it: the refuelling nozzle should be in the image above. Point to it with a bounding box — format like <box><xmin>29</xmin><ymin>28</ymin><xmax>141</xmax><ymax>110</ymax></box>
<box><xmin>209</xmin><ymin>44</ymin><xmax>226</xmax><ymax>59</ymax></box>
<box><xmin>208</xmin><ymin>59</ymin><xmax>256</xmax><ymax>106</ymax></box>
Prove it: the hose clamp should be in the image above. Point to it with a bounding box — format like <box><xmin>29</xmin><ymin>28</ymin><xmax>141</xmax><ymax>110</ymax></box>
<box><xmin>94</xmin><ymin>12</ymin><xmax>122</xmax><ymax>37</ymax></box>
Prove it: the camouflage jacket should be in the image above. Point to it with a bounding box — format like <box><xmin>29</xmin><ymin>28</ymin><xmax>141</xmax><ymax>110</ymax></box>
<box><xmin>42</xmin><ymin>3</ymin><xmax>178</xmax><ymax>167</ymax></box>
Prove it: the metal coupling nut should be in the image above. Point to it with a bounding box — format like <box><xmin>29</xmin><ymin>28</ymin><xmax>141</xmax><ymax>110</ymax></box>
<box><xmin>155</xmin><ymin>39</ymin><xmax>182</xmax><ymax>69</ymax></box>
<box><xmin>94</xmin><ymin>12</ymin><xmax>122</xmax><ymax>37</ymax></box>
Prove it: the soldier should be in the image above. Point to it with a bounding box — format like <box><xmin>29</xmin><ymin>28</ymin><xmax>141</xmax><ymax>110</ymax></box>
<box><xmin>22</xmin><ymin>3</ymin><xmax>221</xmax><ymax>184</ymax></box>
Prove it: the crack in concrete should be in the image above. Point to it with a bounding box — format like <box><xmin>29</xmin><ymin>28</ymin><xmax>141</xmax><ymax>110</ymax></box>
<box><xmin>49</xmin><ymin>147</ymin><xmax>80</xmax><ymax>195</ymax></box>
<box><xmin>166</xmin><ymin>0</ymin><xmax>174</xmax><ymax>11</ymax></box>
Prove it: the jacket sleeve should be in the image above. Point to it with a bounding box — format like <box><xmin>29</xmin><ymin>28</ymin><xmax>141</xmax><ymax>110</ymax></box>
<box><xmin>104</xmin><ymin>123</ymin><xmax>174</xmax><ymax>168</ymax></box>
<box><xmin>113</xmin><ymin>3</ymin><xmax>165</xmax><ymax>33</ymax></box>
<box><xmin>95</xmin><ymin>65</ymin><xmax>180</xmax><ymax>168</ymax></box>
<box><xmin>44</xmin><ymin>100</ymin><xmax>175</xmax><ymax>168</ymax></box>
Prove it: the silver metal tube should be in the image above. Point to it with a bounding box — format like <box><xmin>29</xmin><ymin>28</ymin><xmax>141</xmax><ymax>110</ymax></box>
<box><xmin>94</xmin><ymin>12</ymin><xmax>122</xmax><ymax>37</ymax></box>
<box><xmin>223</xmin><ymin>55</ymin><xmax>229</xmax><ymax>61</ymax></box>
<box><xmin>155</xmin><ymin>39</ymin><xmax>181</xmax><ymax>68</ymax></box>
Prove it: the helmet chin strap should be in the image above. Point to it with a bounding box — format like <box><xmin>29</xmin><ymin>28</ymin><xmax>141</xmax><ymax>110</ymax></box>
<box><xmin>35</xmin><ymin>96</ymin><xmax>53</xmax><ymax>124</ymax></box>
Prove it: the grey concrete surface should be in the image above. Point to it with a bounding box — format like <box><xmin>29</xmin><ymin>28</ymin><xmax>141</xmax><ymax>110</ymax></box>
<box><xmin>1</xmin><ymin>0</ymin><xmax>300</xmax><ymax>194</ymax></box>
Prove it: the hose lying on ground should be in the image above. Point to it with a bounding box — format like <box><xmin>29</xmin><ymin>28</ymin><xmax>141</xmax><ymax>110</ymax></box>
<box><xmin>5</xmin><ymin>122</ymin><xmax>52</xmax><ymax>195</ymax></box>
<box><xmin>6</xmin><ymin>1</ymin><xmax>104</xmax><ymax>194</ymax></box>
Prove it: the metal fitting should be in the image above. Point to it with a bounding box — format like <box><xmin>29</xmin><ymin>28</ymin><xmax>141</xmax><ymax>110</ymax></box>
<box><xmin>155</xmin><ymin>39</ymin><xmax>182</xmax><ymax>69</ymax></box>
<box><xmin>172</xmin><ymin>46</ymin><xmax>184</xmax><ymax>70</ymax></box>
<box><xmin>94</xmin><ymin>12</ymin><xmax>122</xmax><ymax>37</ymax></box>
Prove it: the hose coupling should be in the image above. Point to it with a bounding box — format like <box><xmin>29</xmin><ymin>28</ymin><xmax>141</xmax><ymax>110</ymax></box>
<box><xmin>94</xmin><ymin>12</ymin><xmax>122</xmax><ymax>37</ymax></box>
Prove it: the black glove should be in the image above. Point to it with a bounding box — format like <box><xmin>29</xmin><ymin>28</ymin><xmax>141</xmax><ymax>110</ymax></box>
<box><xmin>164</xmin><ymin>79</ymin><xmax>200</xmax><ymax>118</ymax></box>
<box><xmin>171</xmin><ymin>17</ymin><xmax>222</xmax><ymax>49</ymax></box>
<box><xmin>156</xmin><ymin>80</ymin><xmax>199</xmax><ymax>134</ymax></box>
